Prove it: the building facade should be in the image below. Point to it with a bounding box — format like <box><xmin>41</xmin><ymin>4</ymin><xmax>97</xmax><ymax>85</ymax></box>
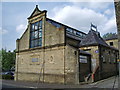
<box><xmin>79</xmin><ymin>30</ymin><xmax>119</xmax><ymax>81</ymax></box>
<box><xmin>105</xmin><ymin>34</ymin><xmax>118</xmax><ymax>49</ymax></box>
<box><xmin>114</xmin><ymin>1</ymin><xmax>120</xmax><ymax>88</ymax></box>
<box><xmin>15</xmin><ymin>5</ymin><xmax>91</xmax><ymax>84</ymax></box>
<box><xmin>15</xmin><ymin>5</ymin><xmax>118</xmax><ymax>84</ymax></box>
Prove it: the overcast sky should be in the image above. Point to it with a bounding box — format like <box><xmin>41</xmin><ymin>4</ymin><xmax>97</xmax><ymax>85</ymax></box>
<box><xmin>1</xmin><ymin>1</ymin><xmax>117</xmax><ymax>51</ymax></box>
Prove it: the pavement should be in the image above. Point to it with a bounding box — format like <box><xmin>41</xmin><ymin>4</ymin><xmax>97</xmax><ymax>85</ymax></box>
<box><xmin>1</xmin><ymin>75</ymin><xmax>118</xmax><ymax>89</ymax></box>
<box><xmin>88</xmin><ymin>76</ymin><xmax>118</xmax><ymax>88</ymax></box>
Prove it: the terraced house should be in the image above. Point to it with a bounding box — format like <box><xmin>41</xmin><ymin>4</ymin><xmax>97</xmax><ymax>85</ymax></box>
<box><xmin>15</xmin><ymin>5</ymin><xmax>118</xmax><ymax>84</ymax></box>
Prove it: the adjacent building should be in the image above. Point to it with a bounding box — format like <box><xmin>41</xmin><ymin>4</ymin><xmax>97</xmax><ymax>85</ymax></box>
<box><xmin>79</xmin><ymin>30</ymin><xmax>119</xmax><ymax>81</ymax></box>
<box><xmin>105</xmin><ymin>34</ymin><xmax>118</xmax><ymax>49</ymax></box>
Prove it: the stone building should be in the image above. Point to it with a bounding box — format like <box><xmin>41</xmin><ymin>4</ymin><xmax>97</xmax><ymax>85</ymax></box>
<box><xmin>15</xmin><ymin>5</ymin><xmax>91</xmax><ymax>84</ymax></box>
<box><xmin>105</xmin><ymin>34</ymin><xmax>118</xmax><ymax>49</ymax></box>
<box><xmin>79</xmin><ymin>30</ymin><xmax>119</xmax><ymax>81</ymax></box>
<box><xmin>15</xmin><ymin>5</ymin><xmax>119</xmax><ymax>84</ymax></box>
<box><xmin>114</xmin><ymin>1</ymin><xmax>120</xmax><ymax>88</ymax></box>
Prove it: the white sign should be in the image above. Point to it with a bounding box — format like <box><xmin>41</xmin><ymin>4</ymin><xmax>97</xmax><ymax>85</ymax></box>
<box><xmin>79</xmin><ymin>55</ymin><xmax>87</xmax><ymax>63</ymax></box>
<box><xmin>91</xmin><ymin>59</ymin><xmax>96</xmax><ymax>72</ymax></box>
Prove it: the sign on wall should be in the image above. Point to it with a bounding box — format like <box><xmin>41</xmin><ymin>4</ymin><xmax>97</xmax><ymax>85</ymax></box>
<box><xmin>32</xmin><ymin>58</ymin><xmax>38</xmax><ymax>62</ymax></box>
<box><xmin>79</xmin><ymin>55</ymin><xmax>87</xmax><ymax>63</ymax></box>
<box><xmin>91</xmin><ymin>59</ymin><xmax>96</xmax><ymax>71</ymax></box>
<box><xmin>95</xmin><ymin>50</ymin><xmax>99</xmax><ymax>53</ymax></box>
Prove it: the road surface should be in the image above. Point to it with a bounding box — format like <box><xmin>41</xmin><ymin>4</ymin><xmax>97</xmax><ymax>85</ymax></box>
<box><xmin>1</xmin><ymin>76</ymin><xmax>118</xmax><ymax>89</ymax></box>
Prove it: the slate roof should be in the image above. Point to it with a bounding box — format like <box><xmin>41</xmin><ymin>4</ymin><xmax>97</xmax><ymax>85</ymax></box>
<box><xmin>104</xmin><ymin>34</ymin><xmax>118</xmax><ymax>41</ymax></box>
<box><xmin>66</xmin><ymin>33</ymin><xmax>82</xmax><ymax>41</ymax></box>
<box><xmin>79</xmin><ymin>50</ymin><xmax>91</xmax><ymax>55</ymax></box>
<box><xmin>46</xmin><ymin>18</ymin><xmax>86</xmax><ymax>41</ymax></box>
<box><xmin>79</xmin><ymin>30</ymin><xmax>109</xmax><ymax>47</ymax></box>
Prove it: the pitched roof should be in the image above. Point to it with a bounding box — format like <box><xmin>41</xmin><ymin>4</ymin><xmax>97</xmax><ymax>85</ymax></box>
<box><xmin>79</xmin><ymin>30</ymin><xmax>109</xmax><ymax>47</ymax></box>
<box><xmin>28</xmin><ymin>5</ymin><xmax>42</xmax><ymax>19</ymax></box>
<box><xmin>104</xmin><ymin>34</ymin><xmax>118</xmax><ymax>41</ymax></box>
<box><xmin>46</xmin><ymin>18</ymin><xmax>86</xmax><ymax>41</ymax></box>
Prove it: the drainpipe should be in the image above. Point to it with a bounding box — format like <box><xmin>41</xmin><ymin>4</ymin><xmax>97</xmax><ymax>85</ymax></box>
<box><xmin>16</xmin><ymin>39</ymin><xmax>19</xmax><ymax>81</ymax></box>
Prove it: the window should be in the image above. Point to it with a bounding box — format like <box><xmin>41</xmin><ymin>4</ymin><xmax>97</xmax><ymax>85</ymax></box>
<box><xmin>102</xmin><ymin>55</ymin><xmax>106</xmax><ymax>63</ymax></box>
<box><xmin>66</xmin><ymin>28</ymin><xmax>73</xmax><ymax>33</ymax></box>
<box><xmin>108</xmin><ymin>51</ymin><xmax>111</xmax><ymax>63</ymax></box>
<box><xmin>66</xmin><ymin>27</ymin><xmax>86</xmax><ymax>38</ymax></box>
<box><xmin>30</xmin><ymin>20</ymin><xmax>42</xmax><ymax>48</ymax></box>
<box><xmin>47</xmin><ymin>19</ymin><xmax>61</xmax><ymax>28</ymax></box>
<box><xmin>109</xmin><ymin>42</ymin><xmax>113</xmax><ymax>46</ymax></box>
<box><xmin>79</xmin><ymin>55</ymin><xmax>87</xmax><ymax>63</ymax></box>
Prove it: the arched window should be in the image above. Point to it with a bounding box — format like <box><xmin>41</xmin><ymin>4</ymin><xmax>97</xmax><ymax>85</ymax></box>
<box><xmin>30</xmin><ymin>20</ymin><xmax>42</xmax><ymax>48</ymax></box>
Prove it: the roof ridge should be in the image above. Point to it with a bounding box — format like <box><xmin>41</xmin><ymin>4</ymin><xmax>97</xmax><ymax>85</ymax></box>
<box><xmin>28</xmin><ymin>5</ymin><xmax>42</xmax><ymax>19</ymax></box>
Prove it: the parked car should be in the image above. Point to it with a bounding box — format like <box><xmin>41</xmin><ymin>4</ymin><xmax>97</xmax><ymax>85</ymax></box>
<box><xmin>4</xmin><ymin>71</ymin><xmax>14</xmax><ymax>76</ymax></box>
<box><xmin>1</xmin><ymin>71</ymin><xmax>14</xmax><ymax>79</ymax></box>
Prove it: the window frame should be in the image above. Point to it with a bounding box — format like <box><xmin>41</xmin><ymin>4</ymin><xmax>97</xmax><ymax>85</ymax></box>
<box><xmin>109</xmin><ymin>42</ymin><xmax>113</xmax><ymax>46</ymax></box>
<box><xmin>30</xmin><ymin>20</ymin><xmax>42</xmax><ymax>48</ymax></box>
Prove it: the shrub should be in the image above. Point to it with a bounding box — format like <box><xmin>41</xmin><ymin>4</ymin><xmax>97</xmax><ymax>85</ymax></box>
<box><xmin>2</xmin><ymin>75</ymin><xmax>14</xmax><ymax>80</ymax></box>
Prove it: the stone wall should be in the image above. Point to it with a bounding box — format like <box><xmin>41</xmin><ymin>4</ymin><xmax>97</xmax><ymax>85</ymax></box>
<box><xmin>66</xmin><ymin>37</ymin><xmax>80</xmax><ymax>47</ymax></box>
<box><xmin>80</xmin><ymin>45</ymin><xmax>118</xmax><ymax>81</ymax></box>
<box><xmin>100</xmin><ymin>46</ymin><xmax>118</xmax><ymax>79</ymax></box>
<box><xmin>114</xmin><ymin>1</ymin><xmax>120</xmax><ymax>60</ymax></box>
<box><xmin>17</xmin><ymin>26</ymin><xmax>30</xmax><ymax>51</ymax></box>
<box><xmin>64</xmin><ymin>45</ymin><xmax>79</xmax><ymax>84</ymax></box>
<box><xmin>15</xmin><ymin>46</ymin><xmax>65</xmax><ymax>84</ymax></box>
<box><xmin>80</xmin><ymin>46</ymin><xmax>99</xmax><ymax>72</ymax></box>
<box><xmin>15</xmin><ymin>12</ymin><xmax>66</xmax><ymax>84</ymax></box>
<box><xmin>114</xmin><ymin>1</ymin><xmax>120</xmax><ymax>88</ymax></box>
<box><xmin>45</xmin><ymin>21</ymin><xmax>65</xmax><ymax>47</ymax></box>
<box><xmin>105</xmin><ymin>39</ymin><xmax>118</xmax><ymax>49</ymax></box>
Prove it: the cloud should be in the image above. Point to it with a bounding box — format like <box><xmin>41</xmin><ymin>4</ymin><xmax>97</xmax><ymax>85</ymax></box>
<box><xmin>68</xmin><ymin>0</ymin><xmax>113</xmax><ymax>2</ymax></box>
<box><xmin>101</xmin><ymin>17</ymin><xmax>117</xmax><ymax>35</ymax></box>
<box><xmin>51</xmin><ymin>5</ymin><xmax>108</xmax><ymax>33</ymax></box>
<box><xmin>16</xmin><ymin>24</ymin><xmax>27</xmax><ymax>37</ymax></box>
<box><xmin>50</xmin><ymin>3</ymin><xmax>117</xmax><ymax>35</ymax></box>
<box><xmin>0</xmin><ymin>27</ymin><xmax>8</xmax><ymax>35</ymax></box>
<box><xmin>68</xmin><ymin>1</ymin><xmax>112</xmax><ymax>11</ymax></box>
<box><xmin>104</xmin><ymin>9</ymin><xmax>115</xmax><ymax>18</ymax></box>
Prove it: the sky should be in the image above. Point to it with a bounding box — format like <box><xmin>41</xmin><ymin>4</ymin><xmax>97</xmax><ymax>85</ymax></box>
<box><xmin>1</xmin><ymin>0</ymin><xmax>118</xmax><ymax>51</ymax></box>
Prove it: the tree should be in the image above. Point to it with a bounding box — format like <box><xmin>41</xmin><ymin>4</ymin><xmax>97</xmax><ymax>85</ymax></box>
<box><xmin>1</xmin><ymin>49</ymin><xmax>16</xmax><ymax>71</ymax></box>
<box><xmin>102</xmin><ymin>33</ymin><xmax>117</xmax><ymax>39</ymax></box>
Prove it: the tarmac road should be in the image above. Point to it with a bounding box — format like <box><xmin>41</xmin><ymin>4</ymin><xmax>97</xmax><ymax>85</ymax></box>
<box><xmin>1</xmin><ymin>75</ymin><xmax>118</xmax><ymax>89</ymax></box>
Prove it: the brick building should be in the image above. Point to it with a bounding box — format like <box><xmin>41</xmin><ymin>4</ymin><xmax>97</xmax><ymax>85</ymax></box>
<box><xmin>15</xmin><ymin>5</ymin><xmax>91</xmax><ymax>84</ymax></box>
